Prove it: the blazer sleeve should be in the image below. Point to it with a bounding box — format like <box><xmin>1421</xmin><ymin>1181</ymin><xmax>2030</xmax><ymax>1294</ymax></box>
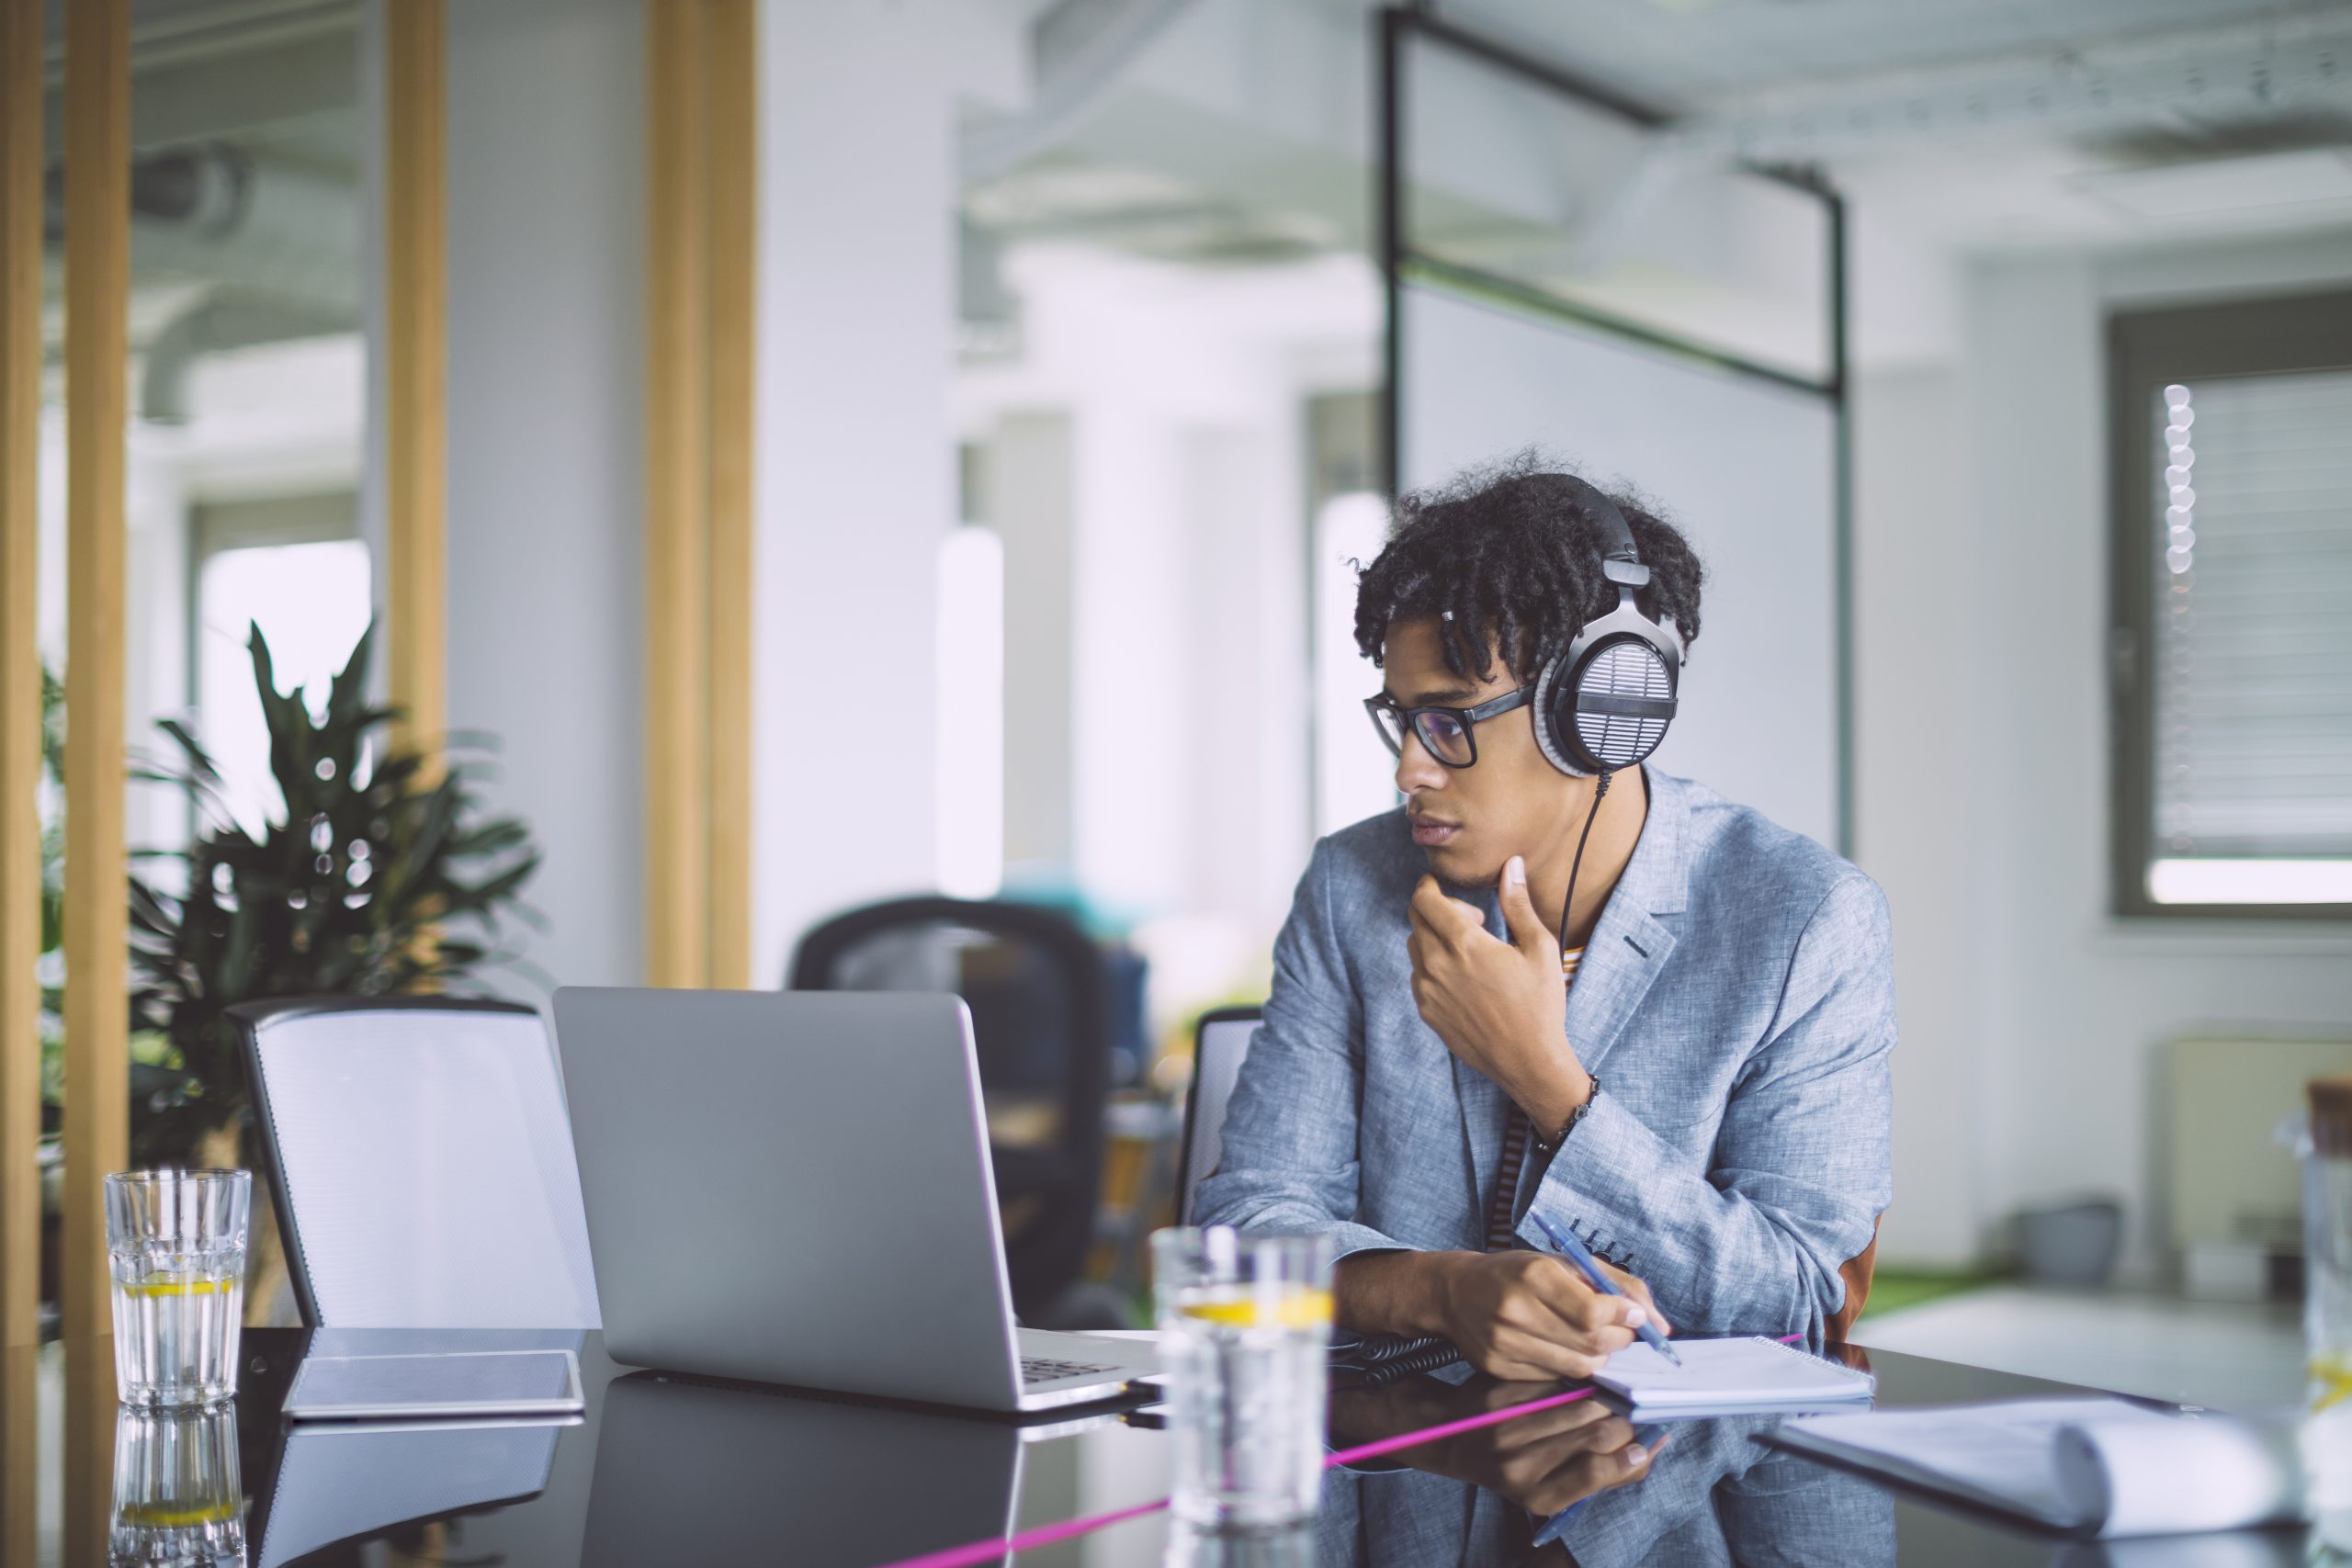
<box><xmin>1521</xmin><ymin>872</ymin><xmax>1896</xmax><ymax>1342</ymax></box>
<box><xmin>1190</xmin><ymin>838</ymin><xmax>1414</xmax><ymax>1264</ymax></box>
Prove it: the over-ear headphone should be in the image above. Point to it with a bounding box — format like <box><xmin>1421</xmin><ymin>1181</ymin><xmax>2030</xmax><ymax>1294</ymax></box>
<box><xmin>1528</xmin><ymin>479</ymin><xmax>1683</xmax><ymax>777</ymax></box>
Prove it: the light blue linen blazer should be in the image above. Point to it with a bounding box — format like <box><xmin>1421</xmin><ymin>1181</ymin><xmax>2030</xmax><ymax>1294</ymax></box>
<box><xmin>1192</xmin><ymin>766</ymin><xmax>1895</xmax><ymax>1342</ymax></box>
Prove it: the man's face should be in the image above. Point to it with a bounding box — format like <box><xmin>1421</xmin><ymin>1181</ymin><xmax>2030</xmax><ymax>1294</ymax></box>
<box><xmin>1381</xmin><ymin>616</ymin><xmax>1579</xmax><ymax>887</ymax></box>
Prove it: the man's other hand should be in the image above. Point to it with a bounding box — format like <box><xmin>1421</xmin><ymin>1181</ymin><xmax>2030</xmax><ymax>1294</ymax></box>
<box><xmin>1437</xmin><ymin>1251</ymin><xmax>1669</xmax><ymax>1382</ymax></box>
<box><xmin>1407</xmin><ymin>858</ymin><xmax>1590</xmax><ymax>1130</ymax></box>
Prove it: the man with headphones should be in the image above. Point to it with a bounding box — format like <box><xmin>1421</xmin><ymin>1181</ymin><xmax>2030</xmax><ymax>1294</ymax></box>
<box><xmin>1193</xmin><ymin>458</ymin><xmax>1894</xmax><ymax>1383</ymax></box>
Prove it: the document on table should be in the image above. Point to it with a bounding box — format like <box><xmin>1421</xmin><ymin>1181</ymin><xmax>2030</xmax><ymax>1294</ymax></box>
<box><xmin>1770</xmin><ymin>1398</ymin><xmax>2305</xmax><ymax>1539</ymax></box>
<box><xmin>1593</xmin><ymin>1335</ymin><xmax>1875</xmax><ymax>1414</ymax></box>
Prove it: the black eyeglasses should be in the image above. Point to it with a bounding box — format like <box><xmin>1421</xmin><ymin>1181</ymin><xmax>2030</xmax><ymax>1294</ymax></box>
<box><xmin>1363</xmin><ymin>687</ymin><xmax>1531</xmax><ymax>769</ymax></box>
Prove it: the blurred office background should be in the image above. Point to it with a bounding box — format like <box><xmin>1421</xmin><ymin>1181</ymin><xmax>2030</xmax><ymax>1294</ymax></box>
<box><xmin>6</xmin><ymin>0</ymin><xmax>2351</xmax><ymax>1391</ymax></box>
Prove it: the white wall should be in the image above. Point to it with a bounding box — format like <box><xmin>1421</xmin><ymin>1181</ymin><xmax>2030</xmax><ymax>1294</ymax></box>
<box><xmin>955</xmin><ymin>245</ymin><xmax>1370</xmax><ymax>975</ymax></box>
<box><xmin>1852</xmin><ymin>363</ymin><xmax>1981</xmax><ymax>1267</ymax></box>
<box><xmin>751</xmin><ymin>0</ymin><xmax>1025</xmax><ymax>981</ymax></box>
<box><xmin>1854</xmin><ymin>230</ymin><xmax>2352</xmax><ymax>1275</ymax></box>
<box><xmin>446</xmin><ymin>0</ymin><xmax>646</xmax><ymax>996</ymax></box>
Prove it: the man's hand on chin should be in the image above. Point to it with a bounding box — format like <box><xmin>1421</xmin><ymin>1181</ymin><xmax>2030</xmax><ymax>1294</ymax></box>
<box><xmin>1407</xmin><ymin>856</ymin><xmax>1592</xmax><ymax>1132</ymax></box>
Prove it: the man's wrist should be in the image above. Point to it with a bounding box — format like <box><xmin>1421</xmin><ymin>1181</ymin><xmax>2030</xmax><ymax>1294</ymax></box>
<box><xmin>1336</xmin><ymin>1248</ymin><xmax>1469</xmax><ymax>1340</ymax></box>
<box><xmin>1517</xmin><ymin>1063</ymin><xmax>1595</xmax><ymax>1140</ymax></box>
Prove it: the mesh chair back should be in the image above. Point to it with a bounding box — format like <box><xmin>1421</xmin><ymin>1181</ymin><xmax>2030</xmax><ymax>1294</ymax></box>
<box><xmin>232</xmin><ymin>998</ymin><xmax>602</xmax><ymax>1328</ymax></box>
<box><xmin>1178</xmin><ymin>1007</ymin><xmax>1261</xmax><ymax>1224</ymax></box>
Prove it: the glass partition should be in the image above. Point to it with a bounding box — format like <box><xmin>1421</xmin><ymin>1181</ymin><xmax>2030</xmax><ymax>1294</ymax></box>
<box><xmin>1397</xmin><ymin>17</ymin><xmax>1837</xmax><ymax>389</ymax></box>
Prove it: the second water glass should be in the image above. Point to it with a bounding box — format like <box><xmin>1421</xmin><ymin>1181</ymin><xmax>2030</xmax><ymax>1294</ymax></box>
<box><xmin>1154</xmin><ymin>1226</ymin><xmax>1334</xmax><ymax>1528</ymax></box>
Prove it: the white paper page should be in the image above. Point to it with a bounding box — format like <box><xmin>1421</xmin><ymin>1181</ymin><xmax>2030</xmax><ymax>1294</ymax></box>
<box><xmin>1598</xmin><ymin>1336</ymin><xmax>1874</xmax><ymax>1409</ymax></box>
<box><xmin>2059</xmin><ymin>1410</ymin><xmax>2304</xmax><ymax>1539</ymax></box>
<box><xmin>1780</xmin><ymin>1399</ymin><xmax>2301</xmax><ymax>1538</ymax></box>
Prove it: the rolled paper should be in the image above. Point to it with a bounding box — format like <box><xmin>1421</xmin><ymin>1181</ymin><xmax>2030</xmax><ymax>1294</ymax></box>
<box><xmin>2053</xmin><ymin>1410</ymin><xmax>2303</xmax><ymax>1538</ymax></box>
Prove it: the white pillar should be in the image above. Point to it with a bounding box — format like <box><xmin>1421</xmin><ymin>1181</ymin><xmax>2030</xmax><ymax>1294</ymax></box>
<box><xmin>991</xmin><ymin>411</ymin><xmax>1077</xmax><ymax>881</ymax></box>
<box><xmin>753</xmin><ymin>1</ymin><xmax>1021</xmax><ymax>976</ymax></box>
<box><xmin>446</xmin><ymin>0</ymin><xmax>647</xmax><ymax>993</ymax></box>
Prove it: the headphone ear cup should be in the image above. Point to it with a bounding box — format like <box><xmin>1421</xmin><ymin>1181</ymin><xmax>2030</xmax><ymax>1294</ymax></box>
<box><xmin>1570</xmin><ymin>639</ymin><xmax>1676</xmax><ymax>772</ymax></box>
<box><xmin>1529</xmin><ymin>651</ymin><xmax>1590</xmax><ymax>776</ymax></box>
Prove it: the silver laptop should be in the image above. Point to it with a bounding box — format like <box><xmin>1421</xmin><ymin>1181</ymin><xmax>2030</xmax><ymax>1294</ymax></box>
<box><xmin>552</xmin><ymin>987</ymin><xmax>1160</xmax><ymax>1413</ymax></box>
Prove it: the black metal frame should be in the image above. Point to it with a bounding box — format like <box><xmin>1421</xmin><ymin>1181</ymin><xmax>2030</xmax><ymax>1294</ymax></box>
<box><xmin>1364</xmin><ymin>684</ymin><xmax>1530</xmax><ymax>768</ymax></box>
<box><xmin>227</xmin><ymin>994</ymin><xmax>543</xmax><ymax>1326</ymax></box>
<box><xmin>1176</xmin><ymin>1005</ymin><xmax>1261</xmax><ymax>1225</ymax></box>
<box><xmin>2106</xmin><ymin>287</ymin><xmax>2352</xmax><ymax>923</ymax></box>
<box><xmin>1374</xmin><ymin>6</ymin><xmax>1855</xmax><ymax>853</ymax></box>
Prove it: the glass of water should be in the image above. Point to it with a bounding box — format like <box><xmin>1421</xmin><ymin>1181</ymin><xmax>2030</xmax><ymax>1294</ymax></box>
<box><xmin>110</xmin><ymin>1403</ymin><xmax>244</xmax><ymax>1566</ymax></box>
<box><xmin>106</xmin><ymin>1169</ymin><xmax>251</xmax><ymax>1407</ymax></box>
<box><xmin>1153</xmin><ymin>1226</ymin><xmax>1334</xmax><ymax>1527</ymax></box>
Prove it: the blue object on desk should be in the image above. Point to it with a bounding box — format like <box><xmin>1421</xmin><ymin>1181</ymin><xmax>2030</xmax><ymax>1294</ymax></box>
<box><xmin>1528</xmin><ymin>1213</ymin><xmax>1682</xmax><ymax>1369</ymax></box>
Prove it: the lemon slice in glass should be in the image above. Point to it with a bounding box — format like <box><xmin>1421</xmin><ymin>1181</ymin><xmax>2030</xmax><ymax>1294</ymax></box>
<box><xmin>1177</xmin><ymin>1286</ymin><xmax>1333</xmax><ymax>1329</ymax></box>
<box><xmin>123</xmin><ymin>1272</ymin><xmax>228</xmax><ymax>1298</ymax></box>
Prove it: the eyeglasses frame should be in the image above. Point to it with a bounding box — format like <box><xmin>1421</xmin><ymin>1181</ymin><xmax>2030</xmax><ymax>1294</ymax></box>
<box><xmin>1363</xmin><ymin>685</ymin><xmax>1532</xmax><ymax>769</ymax></box>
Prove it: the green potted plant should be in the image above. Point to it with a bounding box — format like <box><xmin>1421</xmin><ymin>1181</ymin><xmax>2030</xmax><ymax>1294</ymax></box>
<box><xmin>127</xmin><ymin>620</ymin><xmax>542</xmax><ymax>1168</ymax></box>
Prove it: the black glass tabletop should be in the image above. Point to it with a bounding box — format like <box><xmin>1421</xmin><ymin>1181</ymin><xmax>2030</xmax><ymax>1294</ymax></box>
<box><xmin>10</xmin><ymin>1328</ymin><xmax>2315</xmax><ymax>1567</ymax></box>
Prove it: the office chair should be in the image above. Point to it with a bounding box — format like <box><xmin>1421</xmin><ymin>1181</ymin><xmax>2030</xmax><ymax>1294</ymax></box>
<box><xmin>789</xmin><ymin>897</ymin><xmax>1114</xmax><ymax>1327</ymax></box>
<box><xmin>1177</xmin><ymin>1007</ymin><xmax>1260</xmax><ymax>1224</ymax></box>
<box><xmin>230</xmin><ymin>997</ymin><xmax>602</xmax><ymax>1328</ymax></box>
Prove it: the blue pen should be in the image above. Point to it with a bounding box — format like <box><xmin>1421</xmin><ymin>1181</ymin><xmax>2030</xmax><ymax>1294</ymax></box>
<box><xmin>1529</xmin><ymin>1212</ymin><xmax>1681</xmax><ymax>1369</ymax></box>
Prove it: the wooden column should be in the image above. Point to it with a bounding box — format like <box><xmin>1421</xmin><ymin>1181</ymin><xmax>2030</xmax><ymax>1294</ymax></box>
<box><xmin>63</xmin><ymin>1317</ymin><xmax>117</xmax><ymax>1566</ymax></box>
<box><xmin>62</xmin><ymin>0</ymin><xmax>129</xmax><ymax>1555</ymax></box>
<box><xmin>705</xmin><ymin>0</ymin><xmax>756</xmax><ymax>989</ymax></box>
<box><xmin>386</xmin><ymin>0</ymin><xmax>447</xmax><ymax>766</ymax></box>
<box><xmin>62</xmin><ymin>0</ymin><xmax>129</xmax><ymax>1342</ymax></box>
<box><xmin>644</xmin><ymin>0</ymin><xmax>713</xmax><ymax>987</ymax></box>
<box><xmin>0</xmin><ymin>0</ymin><xmax>45</xmax><ymax>1556</ymax></box>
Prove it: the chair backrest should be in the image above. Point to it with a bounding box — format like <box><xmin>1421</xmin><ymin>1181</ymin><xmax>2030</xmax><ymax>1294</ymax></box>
<box><xmin>788</xmin><ymin>897</ymin><xmax>1109</xmax><ymax>1317</ymax></box>
<box><xmin>1178</xmin><ymin>1007</ymin><xmax>1261</xmax><ymax>1224</ymax></box>
<box><xmin>231</xmin><ymin>998</ymin><xmax>602</xmax><ymax>1328</ymax></box>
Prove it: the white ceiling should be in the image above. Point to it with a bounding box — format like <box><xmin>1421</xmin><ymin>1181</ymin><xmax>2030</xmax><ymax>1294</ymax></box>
<box><xmin>1424</xmin><ymin>0</ymin><xmax>2337</xmax><ymax>108</ymax></box>
<box><xmin>1413</xmin><ymin>0</ymin><xmax>2352</xmax><ymax>247</ymax></box>
<box><xmin>968</xmin><ymin>0</ymin><xmax>2352</xmax><ymax>276</ymax></box>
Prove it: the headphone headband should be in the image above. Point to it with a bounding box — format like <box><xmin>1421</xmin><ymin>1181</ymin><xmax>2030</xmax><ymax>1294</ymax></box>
<box><xmin>1555</xmin><ymin>476</ymin><xmax>1649</xmax><ymax>581</ymax></box>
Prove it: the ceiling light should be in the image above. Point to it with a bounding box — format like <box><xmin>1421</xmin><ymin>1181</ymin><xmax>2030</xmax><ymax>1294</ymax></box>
<box><xmin>2074</xmin><ymin>147</ymin><xmax>2352</xmax><ymax>221</ymax></box>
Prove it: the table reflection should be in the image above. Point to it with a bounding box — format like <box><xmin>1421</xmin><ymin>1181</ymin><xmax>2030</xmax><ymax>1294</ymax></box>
<box><xmin>112</xmin><ymin>1404</ymin><xmax>244</xmax><ymax>1567</ymax></box>
<box><xmin>1167</xmin><ymin>1521</ymin><xmax>1318</xmax><ymax>1568</ymax></box>
<box><xmin>247</xmin><ymin>1411</ymin><xmax>563</xmax><ymax>1568</ymax></box>
<box><xmin>1320</xmin><ymin>1374</ymin><xmax>1894</xmax><ymax>1567</ymax></box>
<box><xmin>583</xmin><ymin>1371</ymin><xmax>1027</xmax><ymax>1567</ymax></box>
<box><xmin>36</xmin><ymin>1330</ymin><xmax>2312</xmax><ymax>1568</ymax></box>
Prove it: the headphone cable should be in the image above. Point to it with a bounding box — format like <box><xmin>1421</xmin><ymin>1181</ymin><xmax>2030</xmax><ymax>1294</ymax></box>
<box><xmin>1556</xmin><ymin>769</ymin><xmax>1612</xmax><ymax>959</ymax></box>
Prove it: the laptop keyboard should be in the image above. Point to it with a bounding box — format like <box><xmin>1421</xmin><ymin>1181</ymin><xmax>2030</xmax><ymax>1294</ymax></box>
<box><xmin>1021</xmin><ymin>1356</ymin><xmax>1119</xmax><ymax>1384</ymax></box>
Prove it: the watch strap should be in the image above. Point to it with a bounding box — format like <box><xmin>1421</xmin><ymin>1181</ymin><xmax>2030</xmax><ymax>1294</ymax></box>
<box><xmin>1534</xmin><ymin>1077</ymin><xmax>1599</xmax><ymax>1153</ymax></box>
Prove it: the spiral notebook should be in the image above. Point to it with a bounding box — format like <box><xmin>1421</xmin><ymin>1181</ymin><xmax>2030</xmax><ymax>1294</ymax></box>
<box><xmin>1593</xmin><ymin>1336</ymin><xmax>1875</xmax><ymax>1414</ymax></box>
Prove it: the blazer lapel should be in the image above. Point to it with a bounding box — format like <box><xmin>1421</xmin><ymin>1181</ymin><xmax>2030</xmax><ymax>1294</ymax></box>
<box><xmin>1571</xmin><ymin>766</ymin><xmax>1691</xmax><ymax>1080</ymax></box>
<box><xmin>1445</xmin><ymin>767</ymin><xmax>1693</xmax><ymax>1210</ymax></box>
<box><xmin>1567</xmin><ymin>904</ymin><xmax>1678</xmax><ymax>1080</ymax></box>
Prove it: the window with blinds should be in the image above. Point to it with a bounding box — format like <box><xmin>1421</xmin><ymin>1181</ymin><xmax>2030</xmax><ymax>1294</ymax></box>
<box><xmin>2111</xmin><ymin>291</ymin><xmax>2352</xmax><ymax>919</ymax></box>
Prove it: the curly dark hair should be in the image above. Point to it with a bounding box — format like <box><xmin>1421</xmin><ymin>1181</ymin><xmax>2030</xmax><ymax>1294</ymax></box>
<box><xmin>1351</xmin><ymin>454</ymin><xmax>1703</xmax><ymax>684</ymax></box>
